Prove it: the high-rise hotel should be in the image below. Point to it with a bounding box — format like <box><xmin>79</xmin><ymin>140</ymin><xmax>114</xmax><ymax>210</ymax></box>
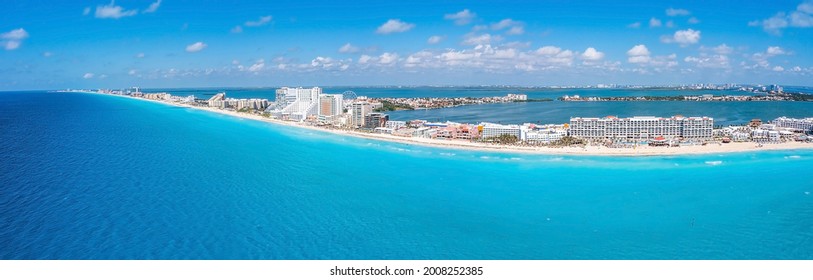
<box><xmin>569</xmin><ymin>116</ymin><xmax>713</xmax><ymax>141</ymax></box>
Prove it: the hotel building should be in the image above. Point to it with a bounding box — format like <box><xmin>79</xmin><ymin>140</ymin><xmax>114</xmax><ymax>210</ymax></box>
<box><xmin>270</xmin><ymin>87</ymin><xmax>322</xmax><ymax>121</ymax></box>
<box><xmin>351</xmin><ymin>101</ymin><xmax>371</xmax><ymax>127</ymax></box>
<box><xmin>318</xmin><ymin>94</ymin><xmax>344</xmax><ymax>123</ymax></box>
<box><xmin>569</xmin><ymin>116</ymin><xmax>713</xmax><ymax>141</ymax></box>
<box><xmin>480</xmin><ymin>123</ymin><xmax>522</xmax><ymax>139</ymax></box>
<box><xmin>772</xmin><ymin>117</ymin><xmax>813</xmax><ymax>133</ymax></box>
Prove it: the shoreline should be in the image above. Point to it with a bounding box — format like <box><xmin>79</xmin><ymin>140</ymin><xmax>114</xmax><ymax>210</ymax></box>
<box><xmin>70</xmin><ymin>90</ymin><xmax>813</xmax><ymax>157</ymax></box>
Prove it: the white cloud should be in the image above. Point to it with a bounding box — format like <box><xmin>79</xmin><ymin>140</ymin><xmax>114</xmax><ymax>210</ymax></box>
<box><xmin>490</xmin><ymin>19</ymin><xmax>525</xmax><ymax>35</ymax></box>
<box><xmin>580</xmin><ymin>47</ymin><xmax>605</xmax><ymax>61</ymax></box>
<box><xmin>444</xmin><ymin>9</ymin><xmax>476</xmax><ymax>25</ymax></box>
<box><xmin>231</xmin><ymin>26</ymin><xmax>243</xmax><ymax>33</ymax></box>
<box><xmin>83</xmin><ymin>7</ymin><xmax>91</xmax><ymax>16</ymax></box>
<box><xmin>627</xmin><ymin>44</ymin><xmax>651</xmax><ymax>63</ymax></box>
<box><xmin>684</xmin><ymin>54</ymin><xmax>730</xmax><ymax>69</ymax></box>
<box><xmin>751</xmin><ymin>2</ymin><xmax>813</xmax><ymax>34</ymax></box>
<box><xmin>95</xmin><ymin>1</ymin><xmax>138</xmax><ymax>19</ymax></box>
<box><xmin>491</xmin><ymin>19</ymin><xmax>520</xmax><ymax>30</ymax></box>
<box><xmin>43</xmin><ymin>51</ymin><xmax>53</xmax><ymax>57</ymax></box>
<box><xmin>666</xmin><ymin>20</ymin><xmax>674</xmax><ymax>28</ymax></box>
<box><xmin>376</xmin><ymin>19</ymin><xmax>415</xmax><ymax>34</ymax></box>
<box><xmin>666</xmin><ymin>8</ymin><xmax>691</xmax><ymax>17</ymax></box>
<box><xmin>790</xmin><ymin>11</ymin><xmax>813</xmax><ymax>27</ymax></box>
<box><xmin>378</xmin><ymin>52</ymin><xmax>399</xmax><ymax>65</ymax></box>
<box><xmin>185</xmin><ymin>42</ymin><xmax>207</xmax><ymax>53</ymax></box>
<box><xmin>773</xmin><ymin>66</ymin><xmax>785</xmax><ymax>72</ymax></box>
<box><xmin>661</xmin><ymin>29</ymin><xmax>701</xmax><ymax>46</ymax></box>
<box><xmin>1</xmin><ymin>28</ymin><xmax>28</xmax><ymax>50</ymax></box>
<box><xmin>427</xmin><ymin>35</ymin><xmax>444</xmax><ymax>44</ymax></box>
<box><xmin>649</xmin><ymin>17</ymin><xmax>662</xmax><ymax>27</ymax></box>
<box><xmin>338</xmin><ymin>43</ymin><xmax>360</xmax><ymax>53</ymax></box>
<box><xmin>248</xmin><ymin>59</ymin><xmax>265</xmax><ymax>72</ymax></box>
<box><xmin>713</xmin><ymin>44</ymin><xmax>733</xmax><ymax>54</ymax></box>
<box><xmin>767</xmin><ymin>46</ymin><xmax>787</xmax><ymax>55</ymax></box>
<box><xmin>245</xmin><ymin>15</ymin><xmax>272</xmax><ymax>27</ymax></box>
<box><xmin>507</xmin><ymin>26</ymin><xmax>525</xmax><ymax>35</ymax></box>
<box><xmin>83</xmin><ymin>73</ymin><xmax>95</xmax><ymax>79</ymax></box>
<box><xmin>688</xmin><ymin>17</ymin><xmax>700</xmax><ymax>24</ymax></box>
<box><xmin>1</xmin><ymin>28</ymin><xmax>28</xmax><ymax>40</ymax></box>
<box><xmin>136</xmin><ymin>52</ymin><xmax>145</xmax><ymax>58</ymax></box>
<box><xmin>801</xmin><ymin>1</ymin><xmax>813</xmax><ymax>13</ymax></box>
<box><xmin>128</xmin><ymin>69</ymin><xmax>137</xmax><ymax>75</ymax></box>
<box><xmin>144</xmin><ymin>0</ymin><xmax>161</xmax><ymax>13</ymax></box>
<box><xmin>627</xmin><ymin>22</ymin><xmax>641</xmax><ymax>28</ymax></box>
<box><xmin>4</xmin><ymin>41</ymin><xmax>21</xmax><ymax>50</ymax></box>
<box><xmin>462</xmin><ymin>33</ymin><xmax>501</xmax><ymax>45</ymax></box>
<box><xmin>358</xmin><ymin>55</ymin><xmax>372</xmax><ymax>64</ymax></box>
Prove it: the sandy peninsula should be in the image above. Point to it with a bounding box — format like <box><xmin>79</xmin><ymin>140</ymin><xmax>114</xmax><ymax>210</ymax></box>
<box><xmin>73</xmin><ymin>91</ymin><xmax>813</xmax><ymax>156</ymax></box>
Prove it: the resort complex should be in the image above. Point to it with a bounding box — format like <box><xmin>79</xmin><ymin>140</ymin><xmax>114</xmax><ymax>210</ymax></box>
<box><xmin>62</xmin><ymin>87</ymin><xmax>813</xmax><ymax>151</ymax></box>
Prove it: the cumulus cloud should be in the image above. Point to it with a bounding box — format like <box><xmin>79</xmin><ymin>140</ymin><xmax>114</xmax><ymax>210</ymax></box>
<box><xmin>444</xmin><ymin>9</ymin><xmax>476</xmax><ymax>25</ymax></box>
<box><xmin>427</xmin><ymin>35</ymin><xmax>444</xmax><ymax>44</ymax></box>
<box><xmin>95</xmin><ymin>1</ymin><xmax>138</xmax><ymax>19</ymax></box>
<box><xmin>773</xmin><ymin>66</ymin><xmax>785</xmax><ymax>71</ymax></box>
<box><xmin>185</xmin><ymin>42</ymin><xmax>207</xmax><ymax>53</ymax></box>
<box><xmin>338</xmin><ymin>43</ymin><xmax>360</xmax><ymax>53</ymax></box>
<box><xmin>231</xmin><ymin>26</ymin><xmax>243</xmax><ymax>33</ymax></box>
<box><xmin>83</xmin><ymin>7</ymin><xmax>91</xmax><ymax>16</ymax></box>
<box><xmin>376</xmin><ymin>19</ymin><xmax>415</xmax><ymax>34</ymax></box>
<box><xmin>43</xmin><ymin>51</ymin><xmax>53</xmax><ymax>57</ymax></box>
<box><xmin>580</xmin><ymin>47</ymin><xmax>605</xmax><ymax>61</ymax></box>
<box><xmin>666</xmin><ymin>8</ymin><xmax>691</xmax><ymax>17</ymax></box>
<box><xmin>1</xmin><ymin>28</ymin><xmax>28</xmax><ymax>50</ymax></box>
<box><xmin>627</xmin><ymin>22</ymin><xmax>641</xmax><ymax>28</ymax></box>
<box><xmin>144</xmin><ymin>0</ymin><xmax>161</xmax><ymax>13</ymax></box>
<box><xmin>649</xmin><ymin>17</ymin><xmax>662</xmax><ymax>27</ymax></box>
<box><xmin>627</xmin><ymin>44</ymin><xmax>651</xmax><ymax>63</ymax></box>
<box><xmin>767</xmin><ymin>46</ymin><xmax>787</xmax><ymax>55</ymax></box>
<box><xmin>688</xmin><ymin>17</ymin><xmax>700</xmax><ymax>24</ymax></box>
<box><xmin>750</xmin><ymin>1</ymin><xmax>813</xmax><ymax>35</ymax></box>
<box><xmin>83</xmin><ymin>73</ymin><xmax>95</xmax><ymax>79</ymax></box>
<box><xmin>245</xmin><ymin>15</ymin><xmax>272</xmax><ymax>27</ymax></box>
<box><xmin>462</xmin><ymin>33</ymin><xmax>501</xmax><ymax>45</ymax></box>
<box><xmin>248</xmin><ymin>59</ymin><xmax>265</xmax><ymax>72</ymax></box>
<box><xmin>490</xmin><ymin>19</ymin><xmax>524</xmax><ymax>35</ymax></box>
<box><xmin>661</xmin><ymin>29</ymin><xmax>701</xmax><ymax>46</ymax></box>
<box><xmin>684</xmin><ymin>54</ymin><xmax>730</xmax><ymax>69</ymax></box>
<box><xmin>136</xmin><ymin>52</ymin><xmax>145</xmax><ymax>58</ymax></box>
<box><xmin>712</xmin><ymin>44</ymin><xmax>733</xmax><ymax>54</ymax></box>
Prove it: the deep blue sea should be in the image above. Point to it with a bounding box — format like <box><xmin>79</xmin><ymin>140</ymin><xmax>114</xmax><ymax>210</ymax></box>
<box><xmin>1</xmin><ymin>90</ymin><xmax>812</xmax><ymax>259</ymax></box>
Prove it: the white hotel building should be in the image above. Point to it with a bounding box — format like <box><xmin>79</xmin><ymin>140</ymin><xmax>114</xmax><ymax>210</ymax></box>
<box><xmin>772</xmin><ymin>117</ymin><xmax>813</xmax><ymax>133</ymax></box>
<box><xmin>569</xmin><ymin>116</ymin><xmax>713</xmax><ymax>141</ymax></box>
<box><xmin>480</xmin><ymin>123</ymin><xmax>522</xmax><ymax>139</ymax></box>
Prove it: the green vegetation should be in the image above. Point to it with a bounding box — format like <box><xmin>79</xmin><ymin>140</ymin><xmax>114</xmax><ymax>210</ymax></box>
<box><xmin>375</xmin><ymin>100</ymin><xmax>415</xmax><ymax>112</ymax></box>
<box><xmin>550</xmin><ymin>136</ymin><xmax>584</xmax><ymax>146</ymax></box>
<box><xmin>787</xmin><ymin>92</ymin><xmax>813</xmax><ymax>101</ymax></box>
<box><xmin>485</xmin><ymin>134</ymin><xmax>519</xmax><ymax>144</ymax></box>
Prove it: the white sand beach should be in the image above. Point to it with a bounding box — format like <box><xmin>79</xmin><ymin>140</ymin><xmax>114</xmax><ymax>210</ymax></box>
<box><xmin>75</xmin><ymin>91</ymin><xmax>813</xmax><ymax>156</ymax></box>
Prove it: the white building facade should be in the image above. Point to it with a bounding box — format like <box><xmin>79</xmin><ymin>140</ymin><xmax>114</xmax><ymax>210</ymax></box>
<box><xmin>569</xmin><ymin>116</ymin><xmax>713</xmax><ymax>141</ymax></box>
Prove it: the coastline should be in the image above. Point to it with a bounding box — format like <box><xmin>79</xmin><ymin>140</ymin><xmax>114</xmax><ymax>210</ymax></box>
<box><xmin>71</xmin><ymin>90</ymin><xmax>813</xmax><ymax>157</ymax></box>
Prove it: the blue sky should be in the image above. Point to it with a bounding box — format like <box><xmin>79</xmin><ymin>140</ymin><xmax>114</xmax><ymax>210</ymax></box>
<box><xmin>1</xmin><ymin>0</ymin><xmax>813</xmax><ymax>90</ymax></box>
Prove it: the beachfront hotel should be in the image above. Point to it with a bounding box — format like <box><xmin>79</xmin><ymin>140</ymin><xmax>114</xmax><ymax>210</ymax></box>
<box><xmin>269</xmin><ymin>87</ymin><xmax>322</xmax><ymax>121</ymax></box>
<box><xmin>569</xmin><ymin>116</ymin><xmax>713</xmax><ymax>141</ymax></box>
<box><xmin>480</xmin><ymin>123</ymin><xmax>522</xmax><ymax>139</ymax></box>
<box><xmin>772</xmin><ymin>117</ymin><xmax>813</xmax><ymax>133</ymax></box>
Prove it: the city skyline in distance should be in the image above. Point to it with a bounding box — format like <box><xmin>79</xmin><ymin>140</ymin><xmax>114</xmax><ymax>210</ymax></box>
<box><xmin>2</xmin><ymin>0</ymin><xmax>813</xmax><ymax>90</ymax></box>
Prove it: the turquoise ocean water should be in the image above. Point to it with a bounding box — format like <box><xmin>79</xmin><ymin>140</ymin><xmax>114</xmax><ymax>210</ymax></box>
<box><xmin>1</xmin><ymin>90</ymin><xmax>812</xmax><ymax>259</ymax></box>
